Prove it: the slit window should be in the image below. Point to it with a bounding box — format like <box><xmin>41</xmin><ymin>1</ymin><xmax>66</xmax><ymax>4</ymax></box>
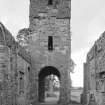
<box><xmin>48</xmin><ymin>36</ymin><xmax>53</xmax><ymax>51</ymax></box>
<box><xmin>19</xmin><ymin>71</ymin><xmax>24</xmax><ymax>95</ymax></box>
<box><xmin>48</xmin><ymin>0</ymin><xmax>53</xmax><ymax>5</ymax></box>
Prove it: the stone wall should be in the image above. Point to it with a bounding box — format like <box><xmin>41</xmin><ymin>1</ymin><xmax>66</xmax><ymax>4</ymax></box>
<box><xmin>29</xmin><ymin>0</ymin><xmax>71</xmax><ymax>20</ymax></box>
<box><xmin>0</xmin><ymin>43</ymin><xmax>31</xmax><ymax>105</ymax></box>
<box><xmin>17</xmin><ymin>55</ymin><xmax>30</xmax><ymax>105</ymax></box>
<box><xmin>83</xmin><ymin>31</ymin><xmax>105</xmax><ymax>105</ymax></box>
<box><xmin>0</xmin><ymin>23</ymin><xmax>31</xmax><ymax>105</ymax></box>
<box><xmin>0</xmin><ymin>43</ymin><xmax>17</xmax><ymax>105</ymax></box>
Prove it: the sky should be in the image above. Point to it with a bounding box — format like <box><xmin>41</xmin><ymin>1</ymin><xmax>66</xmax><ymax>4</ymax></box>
<box><xmin>71</xmin><ymin>0</ymin><xmax>105</xmax><ymax>87</ymax></box>
<box><xmin>0</xmin><ymin>0</ymin><xmax>105</xmax><ymax>87</ymax></box>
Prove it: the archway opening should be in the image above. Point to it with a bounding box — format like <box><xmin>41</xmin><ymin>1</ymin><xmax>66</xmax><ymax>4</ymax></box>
<box><xmin>38</xmin><ymin>66</ymin><xmax>60</xmax><ymax>103</ymax></box>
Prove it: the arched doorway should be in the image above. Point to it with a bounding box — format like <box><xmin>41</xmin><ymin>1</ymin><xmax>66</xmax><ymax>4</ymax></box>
<box><xmin>38</xmin><ymin>66</ymin><xmax>60</xmax><ymax>104</ymax></box>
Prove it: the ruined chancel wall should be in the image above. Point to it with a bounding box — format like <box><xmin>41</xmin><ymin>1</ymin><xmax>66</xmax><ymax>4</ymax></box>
<box><xmin>83</xmin><ymin>32</ymin><xmax>105</xmax><ymax>105</ymax></box>
<box><xmin>0</xmin><ymin>23</ymin><xmax>31</xmax><ymax>105</ymax></box>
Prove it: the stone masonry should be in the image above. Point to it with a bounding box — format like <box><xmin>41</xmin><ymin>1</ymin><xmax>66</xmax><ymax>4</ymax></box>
<box><xmin>0</xmin><ymin>23</ymin><xmax>31</xmax><ymax>105</ymax></box>
<box><xmin>28</xmin><ymin>0</ymin><xmax>71</xmax><ymax>105</ymax></box>
<box><xmin>83</xmin><ymin>31</ymin><xmax>105</xmax><ymax>105</ymax></box>
<box><xmin>0</xmin><ymin>0</ymin><xmax>72</xmax><ymax>105</ymax></box>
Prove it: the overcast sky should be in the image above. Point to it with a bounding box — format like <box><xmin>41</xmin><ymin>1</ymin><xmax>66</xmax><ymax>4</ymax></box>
<box><xmin>0</xmin><ymin>0</ymin><xmax>105</xmax><ymax>87</ymax></box>
<box><xmin>71</xmin><ymin>0</ymin><xmax>105</xmax><ymax>87</ymax></box>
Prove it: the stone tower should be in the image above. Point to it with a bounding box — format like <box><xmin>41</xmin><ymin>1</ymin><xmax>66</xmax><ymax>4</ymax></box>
<box><xmin>29</xmin><ymin>0</ymin><xmax>71</xmax><ymax>105</ymax></box>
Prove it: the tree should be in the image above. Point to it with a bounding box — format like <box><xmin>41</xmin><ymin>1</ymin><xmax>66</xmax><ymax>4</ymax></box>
<box><xmin>45</xmin><ymin>75</ymin><xmax>60</xmax><ymax>92</ymax></box>
<box><xmin>16</xmin><ymin>28</ymin><xmax>31</xmax><ymax>47</ymax></box>
<box><xmin>70</xmin><ymin>59</ymin><xmax>76</xmax><ymax>73</ymax></box>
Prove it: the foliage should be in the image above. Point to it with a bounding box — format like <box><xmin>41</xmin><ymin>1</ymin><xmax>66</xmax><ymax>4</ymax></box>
<box><xmin>45</xmin><ymin>75</ymin><xmax>60</xmax><ymax>91</ymax></box>
<box><xmin>70</xmin><ymin>59</ymin><xmax>76</xmax><ymax>73</ymax></box>
<box><xmin>16</xmin><ymin>28</ymin><xmax>31</xmax><ymax>46</ymax></box>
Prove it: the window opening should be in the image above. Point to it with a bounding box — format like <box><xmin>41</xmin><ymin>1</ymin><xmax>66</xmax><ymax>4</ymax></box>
<box><xmin>19</xmin><ymin>71</ymin><xmax>24</xmax><ymax>95</ymax></box>
<box><xmin>48</xmin><ymin>36</ymin><xmax>53</xmax><ymax>51</ymax></box>
<box><xmin>48</xmin><ymin>0</ymin><xmax>53</xmax><ymax>5</ymax></box>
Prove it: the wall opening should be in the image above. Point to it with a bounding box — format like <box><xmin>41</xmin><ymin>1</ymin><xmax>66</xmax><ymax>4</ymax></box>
<box><xmin>48</xmin><ymin>0</ymin><xmax>53</xmax><ymax>5</ymax></box>
<box><xmin>48</xmin><ymin>36</ymin><xmax>53</xmax><ymax>51</ymax></box>
<box><xmin>19</xmin><ymin>71</ymin><xmax>24</xmax><ymax>95</ymax></box>
<box><xmin>38</xmin><ymin>66</ymin><xmax>60</xmax><ymax>103</ymax></box>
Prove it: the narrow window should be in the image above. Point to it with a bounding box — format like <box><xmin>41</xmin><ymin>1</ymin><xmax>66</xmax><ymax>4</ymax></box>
<box><xmin>28</xmin><ymin>67</ymin><xmax>30</xmax><ymax>72</ymax></box>
<box><xmin>48</xmin><ymin>0</ymin><xmax>53</xmax><ymax>5</ymax></box>
<box><xmin>48</xmin><ymin>36</ymin><xmax>53</xmax><ymax>51</ymax></box>
<box><xmin>19</xmin><ymin>71</ymin><xmax>24</xmax><ymax>95</ymax></box>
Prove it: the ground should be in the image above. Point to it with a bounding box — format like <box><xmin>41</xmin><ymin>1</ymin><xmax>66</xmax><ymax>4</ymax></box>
<box><xmin>71</xmin><ymin>101</ymin><xmax>82</xmax><ymax>105</ymax></box>
<box><xmin>38</xmin><ymin>91</ymin><xmax>82</xmax><ymax>105</ymax></box>
<box><xmin>38</xmin><ymin>101</ymin><xmax>82</xmax><ymax>105</ymax></box>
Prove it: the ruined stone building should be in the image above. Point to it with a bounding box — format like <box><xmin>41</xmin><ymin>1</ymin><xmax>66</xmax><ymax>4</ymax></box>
<box><xmin>0</xmin><ymin>0</ymin><xmax>72</xmax><ymax>105</ymax></box>
<box><xmin>0</xmin><ymin>23</ymin><xmax>31</xmax><ymax>105</ymax></box>
<box><xmin>28</xmin><ymin>0</ymin><xmax>71</xmax><ymax>104</ymax></box>
<box><xmin>83</xmin><ymin>32</ymin><xmax>105</xmax><ymax>105</ymax></box>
